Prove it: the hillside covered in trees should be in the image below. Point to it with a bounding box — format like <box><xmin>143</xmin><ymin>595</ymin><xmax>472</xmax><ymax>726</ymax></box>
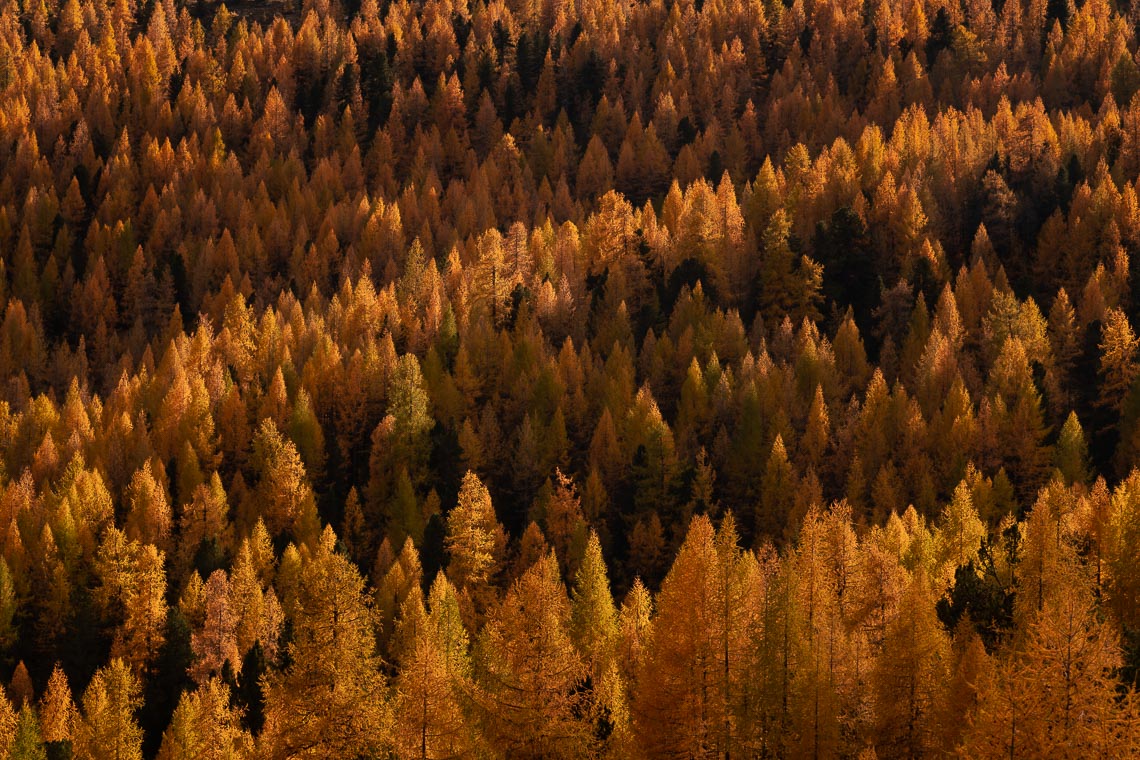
<box><xmin>3</xmin><ymin>0</ymin><xmax>1140</xmax><ymax>755</ymax></box>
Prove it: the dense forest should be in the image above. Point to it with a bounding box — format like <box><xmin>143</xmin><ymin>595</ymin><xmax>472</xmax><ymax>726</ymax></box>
<box><xmin>2</xmin><ymin>0</ymin><xmax>1140</xmax><ymax>755</ymax></box>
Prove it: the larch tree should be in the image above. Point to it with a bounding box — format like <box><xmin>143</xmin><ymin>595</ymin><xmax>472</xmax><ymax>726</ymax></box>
<box><xmin>570</xmin><ymin>530</ymin><xmax>618</xmax><ymax>680</ymax></box>
<box><xmin>870</xmin><ymin>569</ymin><xmax>949</xmax><ymax>758</ymax></box>
<box><xmin>1054</xmin><ymin>412</ymin><xmax>1091</xmax><ymax>486</ymax></box>
<box><xmin>802</xmin><ymin>385</ymin><xmax>831</xmax><ymax>472</ymax></box>
<box><xmin>545</xmin><ymin>469</ymin><xmax>587</xmax><ymax>579</ymax></box>
<box><xmin>445</xmin><ymin>471</ymin><xmax>501</xmax><ymax>619</ymax></box>
<box><xmin>1047</xmin><ymin>288</ymin><xmax>1079</xmax><ymax>405</ymax></box>
<box><xmin>39</xmin><ymin>663</ymin><xmax>76</xmax><ymax>749</ymax></box>
<box><xmin>933</xmin><ymin>481</ymin><xmax>986</xmax><ymax>587</ymax></box>
<box><xmin>156</xmin><ymin>678</ymin><xmax>251</xmax><ymax>760</ymax></box>
<box><xmin>470</xmin><ymin>229</ymin><xmax>514</xmax><ymax>327</ymax></box>
<box><xmin>624</xmin><ymin>386</ymin><xmax>679</xmax><ymax>521</ymax></box>
<box><xmin>786</xmin><ymin>505</ymin><xmax>849</xmax><ymax>759</ymax></box>
<box><xmin>72</xmin><ymin>659</ymin><xmax>143</xmax><ymax>760</ymax></box>
<box><xmin>249</xmin><ymin>419</ymin><xmax>318</xmax><ymax>541</ymax></box>
<box><xmin>758</xmin><ymin>434</ymin><xmax>796</xmax><ymax>541</ymax></box>
<box><xmin>260</xmin><ymin>527</ymin><xmax>391</xmax><ymax>759</ymax></box>
<box><xmin>0</xmin><ymin>693</ymin><xmax>15</xmax><ymax>759</ymax></box>
<box><xmin>390</xmin><ymin>585</ymin><xmax>429</xmax><ymax>663</ymax></box>
<box><xmin>474</xmin><ymin>552</ymin><xmax>588</xmax><ymax>758</ymax></box>
<box><xmin>965</xmin><ymin>573</ymin><xmax>1137</xmax><ymax>757</ymax></box>
<box><xmin>93</xmin><ymin>528</ymin><xmax>168</xmax><ymax>674</ymax></box>
<box><xmin>9</xmin><ymin>660</ymin><xmax>33</xmax><ymax>709</ymax></box>
<box><xmin>756</xmin><ymin>209</ymin><xmax>824</xmax><ymax>325</ymax></box>
<box><xmin>288</xmin><ymin>388</ymin><xmax>326</xmax><ymax>485</ymax></box>
<box><xmin>175</xmin><ymin>473</ymin><xmax>230</xmax><ymax>578</ymax></box>
<box><xmin>391</xmin><ymin>581</ymin><xmax>474</xmax><ymax>760</ymax></box>
<box><xmin>1104</xmin><ymin>470</ymin><xmax>1140</xmax><ymax>630</ymax></box>
<box><xmin>189</xmin><ymin>570</ymin><xmax>240</xmax><ymax>684</ymax></box>
<box><xmin>123</xmin><ymin>461</ymin><xmax>172</xmax><ymax>552</ymax></box>
<box><xmin>369</xmin><ymin>353</ymin><xmax>434</xmax><ymax>527</ymax></box>
<box><xmin>377</xmin><ymin>537</ymin><xmax>424</xmax><ymax>653</ymax></box>
<box><xmin>385</xmin><ymin>469</ymin><xmax>425</xmax><ymax>551</ymax></box>
<box><xmin>0</xmin><ymin>558</ymin><xmax>16</xmax><ymax>654</ymax></box>
<box><xmin>570</xmin><ymin>530</ymin><xmax>629</xmax><ymax>752</ymax></box>
<box><xmin>1023</xmin><ymin>581</ymin><xmax>1135</xmax><ymax>753</ymax></box>
<box><xmin>716</xmin><ymin>515</ymin><xmax>767</xmax><ymax>757</ymax></box>
<box><xmin>1100</xmin><ymin>308</ymin><xmax>1139</xmax><ymax>413</ymax></box>
<box><xmin>1016</xmin><ymin>480</ymin><xmax>1078</xmax><ymax>622</ymax></box>
<box><xmin>577</xmin><ymin>135</ymin><xmax>616</xmax><ymax>202</ymax></box>
<box><xmin>229</xmin><ymin>536</ymin><xmax>283</xmax><ymax>662</ymax></box>
<box><xmin>633</xmin><ymin>515</ymin><xmax>738</xmax><ymax>756</ymax></box>
<box><xmin>615</xmin><ymin>578</ymin><xmax>653</xmax><ymax>692</ymax></box>
<box><xmin>10</xmin><ymin>704</ymin><xmax>47</xmax><ymax>760</ymax></box>
<box><xmin>426</xmin><ymin>572</ymin><xmax>471</xmax><ymax>683</ymax></box>
<box><xmin>938</xmin><ymin>620</ymin><xmax>993</xmax><ymax>753</ymax></box>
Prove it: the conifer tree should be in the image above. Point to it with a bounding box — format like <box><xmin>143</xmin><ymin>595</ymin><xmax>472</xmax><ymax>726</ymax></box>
<box><xmin>445</xmin><ymin>471</ymin><xmax>500</xmax><ymax>611</ymax></box>
<box><xmin>934</xmin><ymin>481</ymin><xmax>986</xmax><ymax>585</ymax></box>
<box><xmin>260</xmin><ymin>527</ymin><xmax>390</xmax><ymax>758</ymax></box>
<box><xmin>386</xmin><ymin>354</ymin><xmax>434</xmax><ymax>480</ymax></box>
<box><xmin>9</xmin><ymin>661</ymin><xmax>33</xmax><ymax>710</ymax></box>
<box><xmin>156</xmin><ymin>679</ymin><xmax>251</xmax><ymax>760</ymax></box>
<box><xmin>635</xmin><ymin>515</ymin><xmax>753</xmax><ymax>757</ymax></box>
<box><xmin>10</xmin><ymin>705</ymin><xmax>47</xmax><ymax>760</ymax></box>
<box><xmin>0</xmin><ymin>693</ymin><xmax>16</xmax><ymax>759</ymax></box>
<box><xmin>93</xmin><ymin>528</ymin><xmax>168</xmax><ymax>673</ymax></box>
<box><xmin>1055</xmin><ymin>412</ymin><xmax>1092</xmax><ymax>486</ymax></box>
<box><xmin>251</xmin><ymin>419</ymin><xmax>318</xmax><ymax>541</ymax></box>
<box><xmin>73</xmin><ymin>659</ymin><xmax>143</xmax><ymax>760</ymax></box>
<box><xmin>39</xmin><ymin>664</ymin><xmax>76</xmax><ymax>749</ymax></box>
<box><xmin>965</xmin><ymin>576</ymin><xmax>1136</xmax><ymax>756</ymax></box>
<box><xmin>570</xmin><ymin>531</ymin><xmax>618</xmax><ymax>679</ymax></box>
<box><xmin>871</xmin><ymin>570</ymin><xmax>950</xmax><ymax>757</ymax></box>
<box><xmin>391</xmin><ymin>581</ymin><xmax>473</xmax><ymax>760</ymax></box>
<box><xmin>0</xmin><ymin>559</ymin><xmax>16</xmax><ymax>654</ymax></box>
<box><xmin>1100</xmin><ymin>308</ymin><xmax>1139</xmax><ymax>412</ymax></box>
<box><xmin>759</xmin><ymin>435</ymin><xmax>795</xmax><ymax>541</ymax></box>
<box><xmin>474</xmin><ymin>552</ymin><xmax>588</xmax><ymax>757</ymax></box>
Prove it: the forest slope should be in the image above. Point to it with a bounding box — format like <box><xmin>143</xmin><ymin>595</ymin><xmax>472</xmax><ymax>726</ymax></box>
<box><xmin>1</xmin><ymin>0</ymin><xmax>1140</xmax><ymax>755</ymax></box>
